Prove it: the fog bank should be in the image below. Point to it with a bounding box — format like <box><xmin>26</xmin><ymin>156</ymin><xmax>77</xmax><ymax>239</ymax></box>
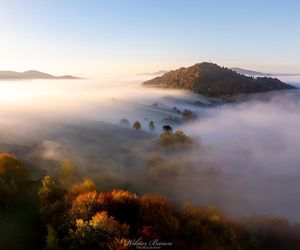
<box><xmin>0</xmin><ymin>77</ymin><xmax>300</xmax><ymax>222</ymax></box>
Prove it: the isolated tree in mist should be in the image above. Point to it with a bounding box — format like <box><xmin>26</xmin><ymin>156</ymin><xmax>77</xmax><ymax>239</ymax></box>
<box><xmin>133</xmin><ymin>121</ymin><xmax>141</xmax><ymax>130</ymax></box>
<box><xmin>182</xmin><ymin>109</ymin><xmax>192</xmax><ymax>119</ymax></box>
<box><xmin>162</xmin><ymin>124</ymin><xmax>172</xmax><ymax>133</ymax></box>
<box><xmin>58</xmin><ymin>160</ymin><xmax>78</xmax><ymax>187</ymax></box>
<box><xmin>120</xmin><ymin>118</ymin><xmax>130</xmax><ymax>126</ymax></box>
<box><xmin>148</xmin><ymin>121</ymin><xmax>155</xmax><ymax>130</ymax></box>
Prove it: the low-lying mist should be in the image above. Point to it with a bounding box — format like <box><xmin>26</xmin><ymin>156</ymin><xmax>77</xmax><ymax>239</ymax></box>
<box><xmin>0</xmin><ymin>76</ymin><xmax>300</xmax><ymax>222</ymax></box>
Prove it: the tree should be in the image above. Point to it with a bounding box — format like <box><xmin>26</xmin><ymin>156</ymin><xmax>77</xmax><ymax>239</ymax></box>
<box><xmin>133</xmin><ymin>121</ymin><xmax>141</xmax><ymax>130</ymax></box>
<box><xmin>139</xmin><ymin>194</ymin><xmax>179</xmax><ymax>240</ymax></box>
<box><xmin>0</xmin><ymin>153</ymin><xmax>29</xmax><ymax>207</ymax></box>
<box><xmin>0</xmin><ymin>153</ymin><xmax>29</xmax><ymax>186</ymax></box>
<box><xmin>58</xmin><ymin>160</ymin><xmax>78</xmax><ymax>187</ymax></box>
<box><xmin>162</xmin><ymin>125</ymin><xmax>172</xmax><ymax>133</ymax></box>
<box><xmin>39</xmin><ymin>176</ymin><xmax>67</xmax><ymax>234</ymax></box>
<box><xmin>68</xmin><ymin>211</ymin><xmax>129</xmax><ymax>250</ymax></box>
<box><xmin>148</xmin><ymin>121</ymin><xmax>155</xmax><ymax>130</ymax></box>
<box><xmin>159</xmin><ymin>129</ymin><xmax>194</xmax><ymax>147</ymax></box>
<box><xmin>67</xmin><ymin>179</ymin><xmax>97</xmax><ymax>200</ymax></box>
<box><xmin>98</xmin><ymin>189</ymin><xmax>140</xmax><ymax>228</ymax></box>
<box><xmin>0</xmin><ymin>177</ymin><xmax>17</xmax><ymax>207</ymax></box>
<box><xmin>69</xmin><ymin>191</ymin><xmax>100</xmax><ymax>221</ymax></box>
<box><xmin>120</xmin><ymin>119</ymin><xmax>130</xmax><ymax>126</ymax></box>
<box><xmin>182</xmin><ymin>109</ymin><xmax>192</xmax><ymax>119</ymax></box>
<box><xmin>45</xmin><ymin>225</ymin><xmax>61</xmax><ymax>250</ymax></box>
<box><xmin>39</xmin><ymin>176</ymin><xmax>62</xmax><ymax>205</ymax></box>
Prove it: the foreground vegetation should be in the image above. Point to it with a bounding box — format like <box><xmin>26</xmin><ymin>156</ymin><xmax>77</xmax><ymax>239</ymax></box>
<box><xmin>1</xmin><ymin>151</ymin><xmax>300</xmax><ymax>250</ymax></box>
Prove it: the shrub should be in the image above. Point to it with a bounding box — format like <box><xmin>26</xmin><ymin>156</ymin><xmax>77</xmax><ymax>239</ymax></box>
<box><xmin>133</xmin><ymin>121</ymin><xmax>141</xmax><ymax>130</ymax></box>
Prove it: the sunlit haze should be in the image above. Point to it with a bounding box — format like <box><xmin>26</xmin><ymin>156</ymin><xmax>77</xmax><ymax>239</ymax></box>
<box><xmin>1</xmin><ymin>0</ymin><xmax>300</xmax><ymax>76</ymax></box>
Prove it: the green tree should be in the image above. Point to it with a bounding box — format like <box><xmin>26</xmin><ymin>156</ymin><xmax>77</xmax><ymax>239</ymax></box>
<box><xmin>39</xmin><ymin>176</ymin><xmax>62</xmax><ymax>205</ymax></box>
<box><xmin>68</xmin><ymin>211</ymin><xmax>129</xmax><ymax>250</ymax></box>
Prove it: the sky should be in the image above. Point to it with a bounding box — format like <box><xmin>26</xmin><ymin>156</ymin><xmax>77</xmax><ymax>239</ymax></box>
<box><xmin>0</xmin><ymin>0</ymin><xmax>300</xmax><ymax>77</ymax></box>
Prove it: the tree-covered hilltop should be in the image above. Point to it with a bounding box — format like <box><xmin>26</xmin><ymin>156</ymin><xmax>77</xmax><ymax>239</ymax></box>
<box><xmin>143</xmin><ymin>62</ymin><xmax>295</xmax><ymax>98</ymax></box>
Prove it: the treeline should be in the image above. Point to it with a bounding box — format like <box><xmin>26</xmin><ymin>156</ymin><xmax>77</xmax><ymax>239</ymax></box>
<box><xmin>1</xmin><ymin>153</ymin><xmax>300</xmax><ymax>250</ymax></box>
<box><xmin>38</xmin><ymin>175</ymin><xmax>300</xmax><ymax>250</ymax></box>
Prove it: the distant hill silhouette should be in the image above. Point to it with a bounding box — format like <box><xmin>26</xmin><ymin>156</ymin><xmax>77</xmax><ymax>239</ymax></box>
<box><xmin>138</xmin><ymin>70</ymin><xmax>169</xmax><ymax>76</ymax></box>
<box><xmin>230</xmin><ymin>67</ymin><xmax>274</xmax><ymax>76</ymax></box>
<box><xmin>231</xmin><ymin>67</ymin><xmax>300</xmax><ymax>77</ymax></box>
<box><xmin>0</xmin><ymin>70</ymin><xmax>79</xmax><ymax>80</ymax></box>
<box><xmin>143</xmin><ymin>62</ymin><xmax>295</xmax><ymax>97</ymax></box>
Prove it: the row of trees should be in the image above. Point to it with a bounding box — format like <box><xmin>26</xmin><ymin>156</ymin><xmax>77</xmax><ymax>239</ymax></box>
<box><xmin>37</xmin><ymin>174</ymin><xmax>300</xmax><ymax>250</ymax></box>
<box><xmin>38</xmin><ymin>176</ymin><xmax>254</xmax><ymax>250</ymax></box>
<box><xmin>120</xmin><ymin>119</ymin><xmax>155</xmax><ymax>131</ymax></box>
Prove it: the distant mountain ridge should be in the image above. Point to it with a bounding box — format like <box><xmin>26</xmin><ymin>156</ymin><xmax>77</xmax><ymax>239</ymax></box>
<box><xmin>143</xmin><ymin>62</ymin><xmax>295</xmax><ymax>98</ymax></box>
<box><xmin>230</xmin><ymin>67</ymin><xmax>274</xmax><ymax>76</ymax></box>
<box><xmin>0</xmin><ymin>70</ymin><xmax>79</xmax><ymax>80</ymax></box>
<box><xmin>231</xmin><ymin>67</ymin><xmax>300</xmax><ymax>77</ymax></box>
<box><xmin>138</xmin><ymin>70</ymin><xmax>169</xmax><ymax>76</ymax></box>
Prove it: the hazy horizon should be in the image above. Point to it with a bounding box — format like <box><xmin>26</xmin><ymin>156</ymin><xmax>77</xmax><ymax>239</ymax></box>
<box><xmin>1</xmin><ymin>1</ymin><xmax>300</xmax><ymax>77</ymax></box>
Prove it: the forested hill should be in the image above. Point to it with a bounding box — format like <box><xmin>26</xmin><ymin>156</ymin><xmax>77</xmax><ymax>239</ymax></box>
<box><xmin>143</xmin><ymin>62</ymin><xmax>295</xmax><ymax>97</ymax></box>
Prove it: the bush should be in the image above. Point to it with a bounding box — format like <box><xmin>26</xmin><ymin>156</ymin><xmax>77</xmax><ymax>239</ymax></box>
<box><xmin>133</xmin><ymin>121</ymin><xmax>141</xmax><ymax>130</ymax></box>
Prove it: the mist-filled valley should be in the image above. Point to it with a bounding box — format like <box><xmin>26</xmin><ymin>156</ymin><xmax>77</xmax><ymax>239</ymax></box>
<box><xmin>1</xmin><ymin>76</ymin><xmax>300</xmax><ymax>225</ymax></box>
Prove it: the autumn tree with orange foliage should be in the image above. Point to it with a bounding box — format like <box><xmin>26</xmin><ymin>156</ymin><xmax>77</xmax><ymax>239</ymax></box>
<box><xmin>37</xmin><ymin>177</ymin><xmax>300</xmax><ymax>250</ymax></box>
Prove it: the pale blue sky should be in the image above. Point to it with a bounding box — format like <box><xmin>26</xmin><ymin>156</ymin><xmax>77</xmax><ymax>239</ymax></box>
<box><xmin>0</xmin><ymin>0</ymin><xmax>299</xmax><ymax>76</ymax></box>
